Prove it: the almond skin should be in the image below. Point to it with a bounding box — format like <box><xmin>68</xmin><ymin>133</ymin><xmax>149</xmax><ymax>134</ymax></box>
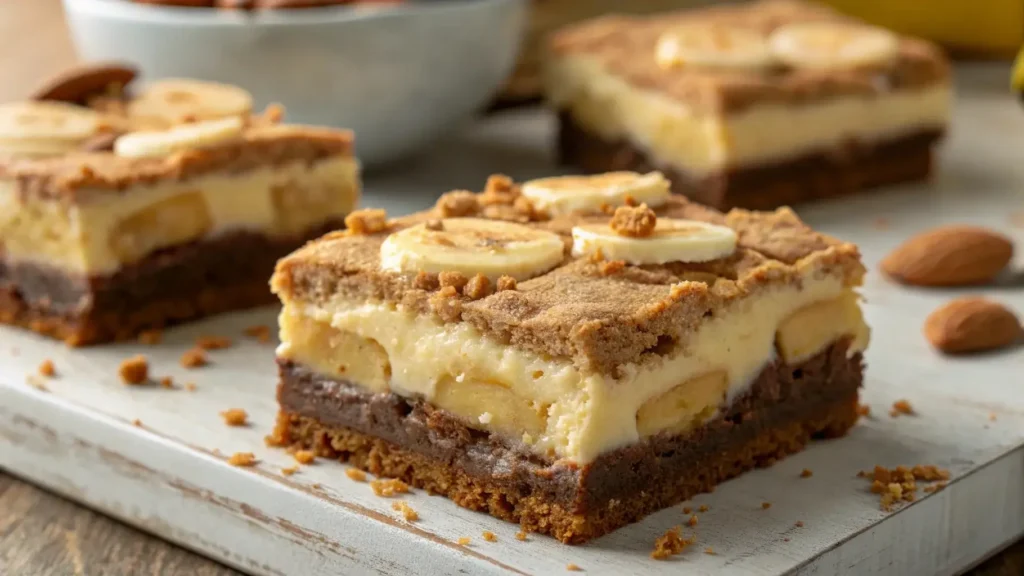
<box><xmin>924</xmin><ymin>297</ymin><xmax>1022</xmax><ymax>354</ymax></box>
<box><xmin>881</xmin><ymin>226</ymin><xmax>1013</xmax><ymax>287</ymax></box>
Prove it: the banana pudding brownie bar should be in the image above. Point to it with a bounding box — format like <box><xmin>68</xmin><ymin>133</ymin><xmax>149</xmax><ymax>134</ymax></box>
<box><xmin>544</xmin><ymin>0</ymin><xmax>951</xmax><ymax>210</ymax></box>
<box><xmin>0</xmin><ymin>67</ymin><xmax>360</xmax><ymax>344</ymax></box>
<box><xmin>269</xmin><ymin>172</ymin><xmax>870</xmax><ymax>543</ymax></box>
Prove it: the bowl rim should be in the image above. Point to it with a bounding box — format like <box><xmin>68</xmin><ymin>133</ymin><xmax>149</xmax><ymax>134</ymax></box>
<box><xmin>63</xmin><ymin>0</ymin><xmax>524</xmax><ymax>27</ymax></box>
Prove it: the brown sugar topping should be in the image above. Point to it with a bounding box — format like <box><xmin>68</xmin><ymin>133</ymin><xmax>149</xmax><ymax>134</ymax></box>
<box><xmin>180</xmin><ymin>347</ymin><xmax>208</xmax><ymax>368</ymax></box>
<box><xmin>609</xmin><ymin>203</ymin><xmax>657</xmax><ymax>238</ymax></box>
<box><xmin>651</xmin><ymin>526</ymin><xmax>694</xmax><ymax>560</ymax></box>
<box><xmin>370</xmin><ymin>478</ymin><xmax>409</xmax><ymax>497</ymax></box>
<box><xmin>345</xmin><ymin>208</ymin><xmax>389</xmax><ymax>235</ymax></box>
<box><xmin>228</xmin><ymin>452</ymin><xmax>257</xmax><ymax>467</ymax></box>
<box><xmin>38</xmin><ymin>359</ymin><xmax>56</xmax><ymax>378</ymax></box>
<box><xmin>220</xmin><ymin>408</ymin><xmax>248</xmax><ymax>426</ymax></box>
<box><xmin>118</xmin><ymin>355</ymin><xmax>149</xmax><ymax>384</ymax></box>
<box><xmin>345</xmin><ymin>468</ymin><xmax>367</xmax><ymax>482</ymax></box>
<box><xmin>196</xmin><ymin>335</ymin><xmax>233</xmax><ymax>350</ymax></box>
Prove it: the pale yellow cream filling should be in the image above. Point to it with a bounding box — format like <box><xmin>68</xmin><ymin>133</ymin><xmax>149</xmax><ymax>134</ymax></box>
<box><xmin>0</xmin><ymin>156</ymin><xmax>360</xmax><ymax>275</ymax></box>
<box><xmin>544</xmin><ymin>54</ymin><xmax>951</xmax><ymax>174</ymax></box>
<box><xmin>278</xmin><ymin>272</ymin><xmax>870</xmax><ymax>464</ymax></box>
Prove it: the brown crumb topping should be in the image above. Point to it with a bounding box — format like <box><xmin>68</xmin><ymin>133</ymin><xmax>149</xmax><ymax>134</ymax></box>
<box><xmin>118</xmin><ymin>355</ymin><xmax>149</xmax><ymax>384</ymax></box>
<box><xmin>862</xmin><ymin>465</ymin><xmax>950</xmax><ymax>511</ymax></box>
<box><xmin>244</xmin><ymin>324</ymin><xmax>272</xmax><ymax>343</ymax></box>
<box><xmin>38</xmin><ymin>359</ymin><xmax>56</xmax><ymax>378</ymax></box>
<box><xmin>220</xmin><ymin>408</ymin><xmax>248</xmax><ymax>426</ymax></box>
<box><xmin>698</xmin><ymin>505</ymin><xmax>709</xmax><ymax>513</ymax></box>
<box><xmin>345</xmin><ymin>208</ymin><xmax>389</xmax><ymax>235</ymax></box>
<box><xmin>890</xmin><ymin>399</ymin><xmax>914</xmax><ymax>417</ymax></box>
<box><xmin>196</xmin><ymin>335</ymin><xmax>233</xmax><ymax>350</ymax></box>
<box><xmin>651</xmin><ymin>526</ymin><xmax>694</xmax><ymax>560</ymax></box>
<box><xmin>391</xmin><ymin>501</ymin><xmax>419</xmax><ymax>522</ymax></box>
<box><xmin>687</xmin><ymin>514</ymin><xmax>698</xmax><ymax>527</ymax></box>
<box><xmin>609</xmin><ymin>203</ymin><xmax>657</xmax><ymax>238</ymax></box>
<box><xmin>180</xmin><ymin>348</ymin><xmax>208</xmax><ymax>368</ymax></box>
<box><xmin>515</xmin><ymin>531</ymin><xmax>528</xmax><ymax>541</ymax></box>
<box><xmin>228</xmin><ymin>452</ymin><xmax>257</xmax><ymax>467</ymax></box>
<box><xmin>137</xmin><ymin>329</ymin><xmax>163</xmax><ymax>345</ymax></box>
<box><xmin>438</xmin><ymin>271</ymin><xmax>469</xmax><ymax>291</ymax></box>
<box><xmin>159</xmin><ymin>376</ymin><xmax>175</xmax><ymax>389</ymax></box>
<box><xmin>761</xmin><ymin>502</ymin><xmax>771</xmax><ymax>510</ymax></box>
<box><xmin>482</xmin><ymin>531</ymin><xmax>498</xmax><ymax>543</ymax></box>
<box><xmin>370</xmin><ymin>478</ymin><xmax>409</xmax><ymax>497</ymax></box>
<box><xmin>436</xmin><ymin>190</ymin><xmax>479</xmax><ymax>218</ymax></box>
<box><xmin>293</xmin><ymin>450</ymin><xmax>315</xmax><ymax>465</ymax></box>
<box><xmin>281</xmin><ymin>466</ymin><xmax>298</xmax><ymax>476</ymax></box>
<box><xmin>345</xmin><ymin>468</ymin><xmax>367</xmax><ymax>482</ymax></box>
<box><xmin>456</xmin><ymin>537</ymin><xmax>471</xmax><ymax>546</ymax></box>
<box><xmin>496</xmin><ymin>275</ymin><xmax>517</xmax><ymax>292</ymax></box>
<box><xmin>463</xmin><ymin>274</ymin><xmax>492</xmax><ymax>300</ymax></box>
<box><xmin>800</xmin><ymin>469</ymin><xmax>813</xmax><ymax>478</ymax></box>
<box><xmin>566</xmin><ymin>563</ymin><xmax>582</xmax><ymax>572</ymax></box>
<box><xmin>413</xmin><ymin>271</ymin><xmax>439</xmax><ymax>290</ymax></box>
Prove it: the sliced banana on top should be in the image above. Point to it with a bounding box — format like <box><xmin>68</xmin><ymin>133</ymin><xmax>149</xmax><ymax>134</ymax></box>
<box><xmin>768</xmin><ymin>22</ymin><xmax>899</xmax><ymax>70</ymax></box>
<box><xmin>655</xmin><ymin>24</ymin><xmax>775</xmax><ymax>71</ymax></box>
<box><xmin>572</xmin><ymin>219</ymin><xmax>737</xmax><ymax>265</ymax></box>
<box><xmin>0</xmin><ymin>101</ymin><xmax>104</xmax><ymax>158</ymax></box>
<box><xmin>114</xmin><ymin>116</ymin><xmax>245</xmax><ymax>159</ymax></box>
<box><xmin>379</xmin><ymin>218</ymin><xmax>565</xmax><ymax>282</ymax></box>
<box><xmin>522</xmin><ymin>171</ymin><xmax>671</xmax><ymax>216</ymax></box>
<box><xmin>127</xmin><ymin>79</ymin><xmax>253</xmax><ymax>125</ymax></box>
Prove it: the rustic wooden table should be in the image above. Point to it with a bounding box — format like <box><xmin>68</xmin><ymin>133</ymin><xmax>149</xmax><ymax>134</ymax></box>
<box><xmin>0</xmin><ymin>1</ymin><xmax>1022</xmax><ymax>575</ymax></box>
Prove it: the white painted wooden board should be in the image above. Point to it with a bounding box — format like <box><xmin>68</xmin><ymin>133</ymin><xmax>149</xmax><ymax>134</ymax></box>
<box><xmin>2</xmin><ymin>64</ymin><xmax>1024</xmax><ymax>576</ymax></box>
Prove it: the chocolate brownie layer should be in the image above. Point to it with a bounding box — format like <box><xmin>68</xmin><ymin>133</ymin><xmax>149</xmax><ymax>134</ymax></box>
<box><xmin>273</xmin><ymin>339</ymin><xmax>862</xmax><ymax>543</ymax></box>
<box><xmin>557</xmin><ymin>111</ymin><xmax>944</xmax><ymax>211</ymax></box>
<box><xmin>0</xmin><ymin>222</ymin><xmax>341</xmax><ymax>345</ymax></box>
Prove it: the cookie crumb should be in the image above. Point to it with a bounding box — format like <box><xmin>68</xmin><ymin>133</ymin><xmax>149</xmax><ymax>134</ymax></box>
<box><xmin>482</xmin><ymin>531</ymin><xmax>498</xmax><ymax>542</ymax></box>
<box><xmin>345</xmin><ymin>208</ymin><xmax>389</xmax><ymax>235</ymax></box>
<box><xmin>37</xmin><ymin>359</ymin><xmax>56</xmax><ymax>378</ymax></box>
<box><xmin>196</xmin><ymin>335</ymin><xmax>232</xmax><ymax>350</ymax></box>
<box><xmin>180</xmin><ymin>348</ymin><xmax>208</xmax><ymax>369</ymax></box>
<box><xmin>159</xmin><ymin>376</ymin><xmax>175</xmax><ymax>389</ymax></box>
<box><xmin>862</xmin><ymin>464</ymin><xmax>950</xmax><ymax>510</ymax></box>
<box><xmin>118</xmin><ymin>355</ymin><xmax>149</xmax><ymax>384</ymax></box>
<box><xmin>800</xmin><ymin>469</ymin><xmax>813</xmax><ymax>478</ymax></box>
<box><xmin>391</xmin><ymin>501</ymin><xmax>419</xmax><ymax>522</ymax></box>
<box><xmin>228</xmin><ymin>452</ymin><xmax>257</xmax><ymax>467</ymax></box>
<box><xmin>609</xmin><ymin>203</ymin><xmax>657</xmax><ymax>237</ymax></box>
<box><xmin>370</xmin><ymin>478</ymin><xmax>409</xmax><ymax>497</ymax></box>
<box><xmin>682</xmin><ymin>506</ymin><xmax>692</xmax><ymax>514</ymax></box>
<box><xmin>698</xmin><ymin>505</ymin><xmax>709</xmax><ymax>513</ymax></box>
<box><xmin>457</xmin><ymin>537</ymin><xmax>471</xmax><ymax>546</ymax></box>
<box><xmin>345</xmin><ymin>468</ymin><xmax>367</xmax><ymax>482</ymax></box>
<box><xmin>704</xmin><ymin>547</ymin><xmax>715</xmax><ymax>555</ymax></box>
<box><xmin>857</xmin><ymin>404</ymin><xmax>871</xmax><ymax>417</ymax></box>
<box><xmin>436</xmin><ymin>190</ymin><xmax>479</xmax><ymax>218</ymax></box>
<box><xmin>220</xmin><ymin>408</ymin><xmax>248</xmax><ymax>427</ymax></box>
<box><xmin>566</xmin><ymin>563</ymin><xmax>582</xmax><ymax>572</ymax></box>
<box><xmin>132</xmin><ymin>418</ymin><xmax>142</xmax><ymax>427</ymax></box>
<box><xmin>185</xmin><ymin>382</ymin><xmax>197</xmax><ymax>392</ymax></box>
<box><xmin>281</xmin><ymin>466</ymin><xmax>298</xmax><ymax>476</ymax></box>
<box><xmin>244</xmin><ymin>324</ymin><xmax>272</xmax><ymax>343</ymax></box>
<box><xmin>989</xmin><ymin>412</ymin><xmax>998</xmax><ymax>422</ymax></box>
<box><xmin>890</xmin><ymin>399</ymin><xmax>914</xmax><ymax>417</ymax></box>
<box><xmin>294</xmin><ymin>450</ymin><xmax>315</xmax><ymax>465</ymax></box>
<box><xmin>496</xmin><ymin>275</ymin><xmax>517</xmax><ymax>292</ymax></box>
<box><xmin>311</xmin><ymin>483</ymin><xmax>322</xmax><ymax>490</ymax></box>
<box><xmin>438</xmin><ymin>271</ymin><xmax>469</xmax><ymax>291</ymax></box>
<box><xmin>137</xmin><ymin>329</ymin><xmax>163</xmax><ymax>345</ymax></box>
<box><xmin>651</xmin><ymin>526</ymin><xmax>694</xmax><ymax>560</ymax></box>
<box><xmin>687</xmin><ymin>514</ymin><xmax>698</xmax><ymax>527</ymax></box>
<box><xmin>463</xmin><ymin>274</ymin><xmax>492</xmax><ymax>300</ymax></box>
<box><xmin>598</xmin><ymin>259</ymin><xmax>626</xmax><ymax>276</ymax></box>
<box><xmin>795</xmin><ymin>521</ymin><xmax>805</xmax><ymax>527</ymax></box>
<box><xmin>761</xmin><ymin>502</ymin><xmax>771</xmax><ymax>510</ymax></box>
<box><xmin>515</xmin><ymin>531</ymin><xmax>528</xmax><ymax>541</ymax></box>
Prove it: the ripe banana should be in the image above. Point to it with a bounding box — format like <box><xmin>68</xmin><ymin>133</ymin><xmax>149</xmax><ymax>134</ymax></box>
<box><xmin>768</xmin><ymin>22</ymin><xmax>899</xmax><ymax>70</ymax></box>
<box><xmin>127</xmin><ymin>78</ymin><xmax>253</xmax><ymax>125</ymax></box>
<box><xmin>656</xmin><ymin>24</ymin><xmax>775</xmax><ymax>71</ymax></box>
<box><xmin>522</xmin><ymin>171</ymin><xmax>671</xmax><ymax>216</ymax></box>
<box><xmin>572</xmin><ymin>219</ymin><xmax>737</xmax><ymax>265</ymax></box>
<box><xmin>379</xmin><ymin>218</ymin><xmax>565</xmax><ymax>281</ymax></box>
<box><xmin>114</xmin><ymin>116</ymin><xmax>245</xmax><ymax>158</ymax></box>
<box><xmin>0</xmin><ymin>101</ymin><xmax>103</xmax><ymax>157</ymax></box>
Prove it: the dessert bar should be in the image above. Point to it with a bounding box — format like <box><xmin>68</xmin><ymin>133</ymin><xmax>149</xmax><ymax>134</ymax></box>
<box><xmin>0</xmin><ymin>70</ymin><xmax>360</xmax><ymax>344</ymax></box>
<box><xmin>544</xmin><ymin>0</ymin><xmax>951</xmax><ymax>210</ymax></box>
<box><xmin>269</xmin><ymin>171</ymin><xmax>869</xmax><ymax>543</ymax></box>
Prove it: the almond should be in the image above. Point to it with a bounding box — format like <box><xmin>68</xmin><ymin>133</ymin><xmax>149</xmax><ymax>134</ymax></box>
<box><xmin>923</xmin><ymin>297</ymin><xmax>1022</xmax><ymax>354</ymax></box>
<box><xmin>881</xmin><ymin>226</ymin><xmax>1013</xmax><ymax>287</ymax></box>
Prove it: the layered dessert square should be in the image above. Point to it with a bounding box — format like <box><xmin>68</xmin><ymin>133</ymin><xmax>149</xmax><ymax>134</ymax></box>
<box><xmin>0</xmin><ymin>73</ymin><xmax>359</xmax><ymax>345</ymax></box>
<box><xmin>269</xmin><ymin>171</ymin><xmax>870</xmax><ymax>543</ymax></box>
<box><xmin>544</xmin><ymin>0</ymin><xmax>951</xmax><ymax>210</ymax></box>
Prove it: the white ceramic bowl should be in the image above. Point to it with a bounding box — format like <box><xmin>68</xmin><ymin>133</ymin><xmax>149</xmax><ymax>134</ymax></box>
<box><xmin>62</xmin><ymin>0</ymin><xmax>527</xmax><ymax>167</ymax></box>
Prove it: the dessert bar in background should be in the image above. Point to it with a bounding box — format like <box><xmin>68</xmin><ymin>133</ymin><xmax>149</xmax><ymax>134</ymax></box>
<box><xmin>544</xmin><ymin>0</ymin><xmax>951</xmax><ymax>210</ymax></box>
<box><xmin>269</xmin><ymin>171</ymin><xmax>870</xmax><ymax>543</ymax></box>
<box><xmin>0</xmin><ymin>66</ymin><xmax>360</xmax><ymax>345</ymax></box>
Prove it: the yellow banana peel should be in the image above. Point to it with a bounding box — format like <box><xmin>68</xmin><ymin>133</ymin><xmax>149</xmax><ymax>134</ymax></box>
<box><xmin>818</xmin><ymin>0</ymin><xmax>1023</xmax><ymax>57</ymax></box>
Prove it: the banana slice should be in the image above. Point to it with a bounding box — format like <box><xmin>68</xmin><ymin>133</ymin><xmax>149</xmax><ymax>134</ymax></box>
<box><xmin>768</xmin><ymin>22</ymin><xmax>899</xmax><ymax>70</ymax></box>
<box><xmin>114</xmin><ymin>116</ymin><xmax>244</xmax><ymax>159</ymax></box>
<box><xmin>127</xmin><ymin>79</ymin><xmax>253</xmax><ymax>125</ymax></box>
<box><xmin>522</xmin><ymin>172</ymin><xmax>671</xmax><ymax>216</ymax></box>
<box><xmin>0</xmin><ymin>101</ymin><xmax>101</xmax><ymax>142</ymax></box>
<box><xmin>0</xmin><ymin>137</ymin><xmax>81</xmax><ymax>157</ymax></box>
<box><xmin>572</xmin><ymin>219</ymin><xmax>737</xmax><ymax>265</ymax></box>
<box><xmin>379</xmin><ymin>218</ymin><xmax>565</xmax><ymax>281</ymax></box>
<box><xmin>655</xmin><ymin>24</ymin><xmax>775</xmax><ymax>71</ymax></box>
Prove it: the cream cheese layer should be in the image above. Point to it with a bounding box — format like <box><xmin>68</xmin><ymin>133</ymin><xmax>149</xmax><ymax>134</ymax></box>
<box><xmin>545</xmin><ymin>54</ymin><xmax>951</xmax><ymax>175</ymax></box>
<box><xmin>0</xmin><ymin>156</ymin><xmax>360</xmax><ymax>275</ymax></box>
<box><xmin>277</xmin><ymin>271</ymin><xmax>870</xmax><ymax>464</ymax></box>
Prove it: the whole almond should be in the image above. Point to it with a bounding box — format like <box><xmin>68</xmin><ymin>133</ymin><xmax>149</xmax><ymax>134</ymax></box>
<box><xmin>924</xmin><ymin>297</ymin><xmax>1022</xmax><ymax>354</ymax></box>
<box><xmin>881</xmin><ymin>225</ymin><xmax>1013</xmax><ymax>287</ymax></box>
